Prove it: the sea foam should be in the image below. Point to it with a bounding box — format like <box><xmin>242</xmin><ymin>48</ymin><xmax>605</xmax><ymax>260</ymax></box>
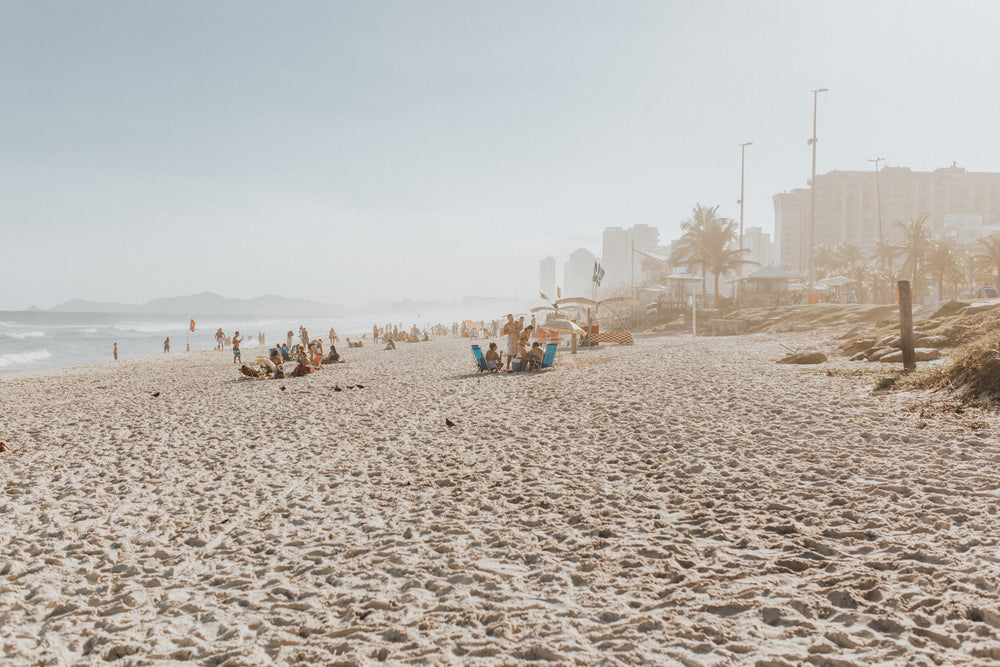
<box><xmin>0</xmin><ymin>331</ymin><xmax>46</xmax><ymax>340</ymax></box>
<box><xmin>0</xmin><ymin>349</ymin><xmax>52</xmax><ymax>368</ymax></box>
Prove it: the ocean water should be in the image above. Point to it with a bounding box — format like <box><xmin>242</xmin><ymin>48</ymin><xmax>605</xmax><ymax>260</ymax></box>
<box><xmin>0</xmin><ymin>312</ymin><xmax>392</xmax><ymax>375</ymax></box>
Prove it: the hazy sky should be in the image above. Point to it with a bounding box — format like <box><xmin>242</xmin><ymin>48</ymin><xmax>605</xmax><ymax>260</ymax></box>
<box><xmin>3</xmin><ymin>1</ymin><xmax>1000</xmax><ymax>309</ymax></box>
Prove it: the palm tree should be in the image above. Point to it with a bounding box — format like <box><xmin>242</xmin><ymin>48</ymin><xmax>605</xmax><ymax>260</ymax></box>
<box><xmin>834</xmin><ymin>243</ymin><xmax>864</xmax><ymax>273</ymax></box>
<box><xmin>925</xmin><ymin>237</ymin><xmax>962</xmax><ymax>301</ymax></box>
<box><xmin>845</xmin><ymin>261</ymin><xmax>873</xmax><ymax>304</ymax></box>
<box><xmin>670</xmin><ymin>204</ymin><xmax>722</xmax><ymax>294</ymax></box>
<box><xmin>869</xmin><ymin>238</ymin><xmax>903</xmax><ymax>275</ymax></box>
<box><xmin>868</xmin><ymin>238</ymin><xmax>904</xmax><ymax>303</ymax></box>
<box><xmin>949</xmin><ymin>249</ymin><xmax>972</xmax><ymax>299</ymax></box>
<box><xmin>814</xmin><ymin>244</ymin><xmax>838</xmax><ymax>280</ymax></box>
<box><xmin>670</xmin><ymin>204</ymin><xmax>755</xmax><ymax>297</ymax></box>
<box><xmin>896</xmin><ymin>214</ymin><xmax>934</xmax><ymax>302</ymax></box>
<box><xmin>975</xmin><ymin>232</ymin><xmax>1000</xmax><ymax>289</ymax></box>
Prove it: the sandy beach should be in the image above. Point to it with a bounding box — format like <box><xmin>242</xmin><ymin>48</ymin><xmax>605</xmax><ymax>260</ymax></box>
<box><xmin>2</xmin><ymin>333</ymin><xmax>999</xmax><ymax>665</ymax></box>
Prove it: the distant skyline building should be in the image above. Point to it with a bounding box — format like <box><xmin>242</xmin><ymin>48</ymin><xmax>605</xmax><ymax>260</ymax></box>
<box><xmin>563</xmin><ymin>248</ymin><xmax>597</xmax><ymax>298</ymax></box>
<box><xmin>538</xmin><ymin>257</ymin><xmax>556</xmax><ymax>299</ymax></box>
<box><xmin>742</xmin><ymin>226</ymin><xmax>775</xmax><ymax>270</ymax></box>
<box><xmin>600</xmin><ymin>224</ymin><xmax>660</xmax><ymax>296</ymax></box>
<box><xmin>775</xmin><ymin>163</ymin><xmax>1000</xmax><ymax>272</ymax></box>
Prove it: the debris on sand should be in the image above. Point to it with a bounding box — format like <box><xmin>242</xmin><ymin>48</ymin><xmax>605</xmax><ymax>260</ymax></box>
<box><xmin>777</xmin><ymin>350</ymin><xmax>827</xmax><ymax>364</ymax></box>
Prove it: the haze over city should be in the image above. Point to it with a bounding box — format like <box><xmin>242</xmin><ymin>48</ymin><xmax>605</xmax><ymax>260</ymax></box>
<box><xmin>3</xmin><ymin>1</ymin><xmax>1000</xmax><ymax>310</ymax></box>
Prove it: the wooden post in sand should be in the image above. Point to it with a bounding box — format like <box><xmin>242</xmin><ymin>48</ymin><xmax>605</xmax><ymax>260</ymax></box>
<box><xmin>571</xmin><ymin>333</ymin><xmax>578</xmax><ymax>354</ymax></box>
<box><xmin>690</xmin><ymin>295</ymin><xmax>697</xmax><ymax>336</ymax></box>
<box><xmin>898</xmin><ymin>280</ymin><xmax>916</xmax><ymax>371</ymax></box>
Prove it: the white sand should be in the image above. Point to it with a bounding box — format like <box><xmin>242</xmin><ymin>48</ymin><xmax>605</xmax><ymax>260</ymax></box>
<box><xmin>1</xmin><ymin>333</ymin><xmax>999</xmax><ymax>665</ymax></box>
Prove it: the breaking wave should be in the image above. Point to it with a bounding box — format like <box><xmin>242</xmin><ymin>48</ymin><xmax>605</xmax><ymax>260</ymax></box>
<box><xmin>0</xmin><ymin>349</ymin><xmax>51</xmax><ymax>368</ymax></box>
<box><xmin>0</xmin><ymin>331</ymin><xmax>45</xmax><ymax>340</ymax></box>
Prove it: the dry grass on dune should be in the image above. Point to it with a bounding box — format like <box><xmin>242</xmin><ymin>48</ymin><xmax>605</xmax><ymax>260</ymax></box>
<box><xmin>723</xmin><ymin>303</ymin><xmax>897</xmax><ymax>333</ymax></box>
<box><xmin>842</xmin><ymin>303</ymin><xmax>1000</xmax><ymax>353</ymax></box>
<box><xmin>903</xmin><ymin>334</ymin><xmax>1000</xmax><ymax>405</ymax></box>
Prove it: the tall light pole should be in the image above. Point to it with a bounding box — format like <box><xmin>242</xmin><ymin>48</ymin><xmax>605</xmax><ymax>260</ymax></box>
<box><xmin>738</xmin><ymin>142</ymin><xmax>753</xmax><ymax>253</ymax></box>
<box><xmin>807</xmin><ymin>87</ymin><xmax>828</xmax><ymax>289</ymax></box>
<box><xmin>868</xmin><ymin>156</ymin><xmax>885</xmax><ymax>246</ymax></box>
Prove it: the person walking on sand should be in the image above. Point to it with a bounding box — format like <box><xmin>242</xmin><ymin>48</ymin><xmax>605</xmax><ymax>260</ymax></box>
<box><xmin>329</xmin><ymin>327</ymin><xmax>338</xmax><ymax>345</ymax></box>
<box><xmin>232</xmin><ymin>331</ymin><xmax>243</xmax><ymax>364</ymax></box>
<box><xmin>113</xmin><ymin>342</ymin><xmax>118</xmax><ymax>360</ymax></box>
<box><xmin>501</xmin><ymin>313</ymin><xmax>518</xmax><ymax>371</ymax></box>
<box><xmin>164</xmin><ymin>337</ymin><xmax>170</xmax><ymax>353</ymax></box>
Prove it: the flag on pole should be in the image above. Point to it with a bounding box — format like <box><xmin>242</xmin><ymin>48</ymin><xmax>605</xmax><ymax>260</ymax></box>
<box><xmin>592</xmin><ymin>261</ymin><xmax>605</xmax><ymax>286</ymax></box>
<box><xmin>557</xmin><ymin>286</ymin><xmax>562</xmax><ymax>298</ymax></box>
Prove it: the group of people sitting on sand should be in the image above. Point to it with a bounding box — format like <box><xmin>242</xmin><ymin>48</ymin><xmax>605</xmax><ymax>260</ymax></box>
<box><xmin>483</xmin><ymin>325</ymin><xmax>545</xmax><ymax>373</ymax></box>
<box><xmin>239</xmin><ymin>338</ymin><xmax>343</xmax><ymax>379</ymax></box>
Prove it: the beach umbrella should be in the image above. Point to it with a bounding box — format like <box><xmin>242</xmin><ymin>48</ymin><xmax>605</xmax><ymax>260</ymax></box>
<box><xmin>538</xmin><ymin>319</ymin><xmax>586</xmax><ymax>335</ymax></box>
<box><xmin>530</xmin><ymin>305</ymin><xmax>557</xmax><ymax>313</ymax></box>
<box><xmin>642</xmin><ymin>284</ymin><xmax>668</xmax><ymax>292</ymax></box>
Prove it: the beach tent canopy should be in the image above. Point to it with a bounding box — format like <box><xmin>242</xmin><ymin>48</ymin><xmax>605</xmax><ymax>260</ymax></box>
<box><xmin>740</xmin><ymin>265</ymin><xmax>802</xmax><ymax>281</ymax></box>
<box><xmin>554</xmin><ymin>297</ymin><xmax>597</xmax><ymax>307</ymax></box>
<box><xmin>530</xmin><ymin>305</ymin><xmax>558</xmax><ymax>313</ymax></box>
<box><xmin>599</xmin><ymin>297</ymin><xmax>642</xmax><ymax>307</ymax></box>
<box><xmin>539</xmin><ymin>319</ymin><xmax>586</xmax><ymax>334</ymax></box>
<box><xmin>666</xmin><ymin>273</ymin><xmax>704</xmax><ymax>282</ymax></box>
<box><xmin>634</xmin><ymin>249</ymin><xmax>671</xmax><ymax>263</ymax></box>
<box><xmin>817</xmin><ymin>275</ymin><xmax>854</xmax><ymax>287</ymax></box>
<box><xmin>737</xmin><ymin>264</ymin><xmax>802</xmax><ymax>294</ymax></box>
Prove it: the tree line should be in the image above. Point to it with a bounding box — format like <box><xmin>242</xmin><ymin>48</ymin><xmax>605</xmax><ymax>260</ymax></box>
<box><xmin>643</xmin><ymin>204</ymin><xmax>1000</xmax><ymax>303</ymax></box>
<box><xmin>815</xmin><ymin>215</ymin><xmax>1000</xmax><ymax>303</ymax></box>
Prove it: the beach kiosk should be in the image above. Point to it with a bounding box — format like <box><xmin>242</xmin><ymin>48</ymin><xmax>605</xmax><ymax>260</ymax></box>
<box><xmin>735</xmin><ymin>265</ymin><xmax>802</xmax><ymax>307</ymax></box>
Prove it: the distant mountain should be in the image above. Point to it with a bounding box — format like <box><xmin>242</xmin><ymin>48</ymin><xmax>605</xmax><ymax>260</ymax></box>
<box><xmin>49</xmin><ymin>298</ymin><xmax>139</xmax><ymax>313</ymax></box>
<box><xmin>139</xmin><ymin>292</ymin><xmax>348</xmax><ymax>316</ymax></box>
<box><xmin>51</xmin><ymin>292</ymin><xmax>346</xmax><ymax>316</ymax></box>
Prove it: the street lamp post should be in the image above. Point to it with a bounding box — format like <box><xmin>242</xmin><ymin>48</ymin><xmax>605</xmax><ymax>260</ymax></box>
<box><xmin>807</xmin><ymin>87</ymin><xmax>828</xmax><ymax>289</ymax></box>
<box><xmin>738</xmin><ymin>142</ymin><xmax>753</xmax><ymax>253</ymax></box>
<box><xmin>868</xmin><ymin>156</ymin><xmax>885</xmax><ymax>246</ymax></box>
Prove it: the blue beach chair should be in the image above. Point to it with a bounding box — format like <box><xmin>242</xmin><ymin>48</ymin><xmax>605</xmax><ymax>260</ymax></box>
<box><xmin>471</xmin><ymin>345</ymin><xmax>490</xmax><ymax>373</ymax></box>
<box><xmin>541</xmin><ymin>343</ymin><xmax>558</xmax><ymax>368</ymax></box>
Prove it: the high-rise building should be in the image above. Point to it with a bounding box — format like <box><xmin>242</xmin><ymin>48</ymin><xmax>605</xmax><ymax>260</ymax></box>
<box><xmin>775</xmin><ymin>164</ymin><xmax>1000</xmax><ymax>271</ymax></box>
<box><xmin>563</xmin><ymin>248</ymin><xmax>597</xmax><ymax>298</ymax></box>
<box><xmin>538</xmin><ymin>257</ymin><xmax>556</xmax><ymax>299</ymax></box>
<box><xmin>600</xmin><ymin>224</ymin><xmax>660</xmax><ymax>295</ymax></box>
<box><xmin>743</xmin><ymin>226</ymin><xmax>774</xmax><ymax>269</ymax></box>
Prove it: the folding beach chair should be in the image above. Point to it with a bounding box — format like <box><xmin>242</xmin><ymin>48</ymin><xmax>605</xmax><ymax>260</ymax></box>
<box><xmin>471</xmin><ymin>345</ymin><xmax>490</xmax><ymax>373</ymax></box>
<box><xmin>541</xmin><ymin>343</ymin><xmax>558</xmax><ymax>368</ymax></box>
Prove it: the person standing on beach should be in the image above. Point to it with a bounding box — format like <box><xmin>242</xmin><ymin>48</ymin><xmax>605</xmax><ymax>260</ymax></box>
<box><xmin>501</xmin><ymin>314</ymin><xmax>518</xmax><ymax>371</ymax></box>
<box><xmin>329</xmin><ymin>327</ymin><xmax>337</xmax><ymax>345</ymax></box>
<box><xmin>113</xmin><ymin>342</ymin><xmax>118</xmax><ymax>360</ymax></box>
<box><xmin>164</xmin><ymin>337</ymin><xmax>170</xmax><ymax>353</ymax></box>
<box><xmin>232</xmin><ymin>331</ymin><xmax>242</xmax><ymax>363</ymax></box>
